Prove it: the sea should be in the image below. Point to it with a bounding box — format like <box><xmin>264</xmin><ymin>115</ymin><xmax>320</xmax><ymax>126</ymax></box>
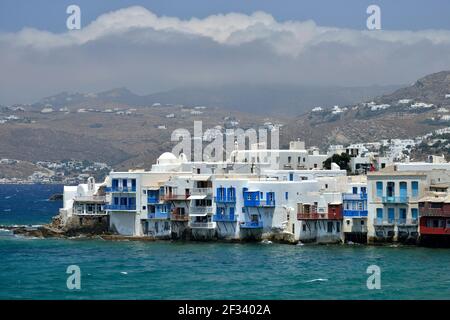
<box><xmin>0</xmin><ymin>184</ymin><xmax>449</xmax><ymax>300</ymax></box>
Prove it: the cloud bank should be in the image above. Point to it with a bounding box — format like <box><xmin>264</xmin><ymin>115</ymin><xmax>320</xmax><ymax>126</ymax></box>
<box><xmin>1</xmin><ymin>6</ymin><xmax>450</xmax><ymax>104</ymax></box>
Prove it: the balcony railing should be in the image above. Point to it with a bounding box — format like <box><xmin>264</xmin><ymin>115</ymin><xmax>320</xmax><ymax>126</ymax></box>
<box><xmin>343</xmin><ymin>210</ymin><xmax>368</xmax><ymax>217</ymax></box>
<box><xmin>104</xmin><ymin>204</ymin><xmax>136</xmax><ymax>211</ymax></box>
<box><xmin>189</xmin><ymin>206</ymin><xmax>214</xmax><ymax>215</ymax></box>
<box><xmin>170</xmin><ymin>213</ymin><xmax>189</xmax><ymax>221</ymax></box>
<box><xmin>163</xmin><ymin>194</ymin><xmax>189</xmax><ymax>201</ymax></box>
<box><xmin>191</xmin><ymin>188</ymin><xmax>213</xmax><ymax>195</ymax></box>
<box><xmin>240</xmin><ymin>221</ymin><xmax>263</xmax><ymax>229</ymax></box>
<box><xmin>189</xmin><ymin>222</ymin><xmax>216</xmax><ymax>229</ymax></box>
<box><xmin>419</xmin><ymin>208</ymin><xmax>450</xmax><ymax>217</ymax></box>
<box><xmin>74</xmin><ymin>196</ymin><xmax>106</xmax><ymax>203</ymax></box>
<box><xmin>214</xmin><ymin>196</ymin><xmax>236</xmax><ymax>203</ymax></box>
<box><xmin>147</xmin><ymin>196</ymin><xmax>161</xmax><ymax>204</ymax></box>
<box><xmin>342</xmin><ymin>193</ymin><xmax>367</xmax><ymax>201</ymax></box>
<box><xmin>373</xmin><ymin>218</ymin><xmax>418</xmax><ymax>226</ymax></box>
<box><xmin>297</xmin><ymin>212</ymin><xmax>343</xmax><ymax>220</ymax></box>
<box><xmin>420</xmin><ymin>226</ymin><xmax>450</xmax><ymax>235</ymax></box>
<box><xmin>381</xmin><ymin>196</ymin><xmax>409</xmax><ymax>203</ymax></box>
<box><xmin>148</xmin><ymin>212</ymin><xmax>170</xmax><ymax>220</ymax></box>
<box><xmin>213</xmin><ymin>214</ymin><xmax>237</xmax><ymax>222</ymax></box>
<box><xmin>105</xmin><ymin>186</ymin><xmax>136</xmax><ymax>193</ymax></box>
<box><xmin>244</xmin><ymin>199</ymin><xmax>276</xmax><ymax>207</ymax></box>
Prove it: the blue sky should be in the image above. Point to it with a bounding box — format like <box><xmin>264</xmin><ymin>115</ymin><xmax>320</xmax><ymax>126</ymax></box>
<box><xmin>1</xmin><ymin>0</ymin><xmax>450</xmax><ymax>32</ymax></box>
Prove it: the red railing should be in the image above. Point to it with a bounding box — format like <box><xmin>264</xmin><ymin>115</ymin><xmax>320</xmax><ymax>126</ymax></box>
<box><xmin>163</xmin><ymin>194</ymin><xmax>189</xmax><ymax>201</ymax></box>
<box><xmin>420</xmin><ymin>226</ymin><xmax>450</xmax><ymax>235</ymax></box>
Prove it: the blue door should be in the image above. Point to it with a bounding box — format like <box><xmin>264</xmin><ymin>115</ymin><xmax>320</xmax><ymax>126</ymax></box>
<box><xmin>376</xmin><ymin>208</ymin><xmax>383</xmax><ymax>223</ymax></box>
<box><xmin>388</xmin><ymin>208</ymin><xmax>395</xmax><ymax>223</ymax></box>
<box><xmin>399</xmin><ymin>182</ymin><xmax>407</xmax><ymax>200</ymax></box>
<box><xmin>399</xmin><ymin>208</ymin><xmax>407</xmax><ymax>223</ymax></box>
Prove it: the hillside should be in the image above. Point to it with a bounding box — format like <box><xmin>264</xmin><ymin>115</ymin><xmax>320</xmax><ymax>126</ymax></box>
<box><xmin>24</xmin><ymin>84</ymin><xmax>400</xmax><ymax>116</ymax></box>
<box><xmin>284</xmin><ymin>71</ymin><xmax>450</xmax><ymax>149</ymax></box>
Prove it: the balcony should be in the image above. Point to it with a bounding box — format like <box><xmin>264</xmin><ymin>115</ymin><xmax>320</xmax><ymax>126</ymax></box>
<box><xmin>191</xmin><ymin>188</ymin><xmax>213</xmax><ymax>196</ymax></box>
<box><xmin>189</xmin><ymin>222</ymin><xmax>216</xmax><ymax>229</ymax></box>
<box><xmin>420</xmin><ymin>226</ymin><xmax>450</xmax><ymax>235</ymax></box>
<box><xmin>297</xmin><ymin>212</ymin><xmax>343</xmax><ymax>220</ymax></box>
<box><xmin>73</xmin><ymin>195</ymin><xmax>106</xmax><ymax>203</ymax></box>
<box><xmin>105</xmin><ymin>186</ymin><xmax>136</xmax><ymax>193</ymax></box>
<box><xmin>419</xmin><ymin>208</ymin><xmax>450</xmax><ymax>217</ymax></box>
<box><xmin>104</xmin><ymin>204</ymin><xmax>136</xmax><ymax>211</ymax></box>
<box><xmin>148</xmin><ymin>211</ymin><xmax>170</xmax><ymax>220</ymax></box>
<box><xmin>147</xmin><ymin>196</ymin><xmax>161</xmax><ymax>204</ymax></box>
<box><xmin>189</xmin><ymin>206</ymin><xmax>214</xmax><ymax>215</ymax></box>
<box><xmin>244</xmin><ymin>199</ymin><xmax>276</xmax><ymax>207</ymax></box>
<box><xmin>342</xmin><ymin>193</ymin><xmax>367</xmax><ymax>201</ymax></box>
<box><xmin>373</xmin><ymin>218</ymin><xmax>417</xmax><ymax>226</ymax></box>
<box><xmin>214</xmin><ymin>196</ymin><xmax>236</xmax><ymax>204</ymax></box>
<box><xmin>163</xmin><ymin>194</ymin><xmax>189</xmax><ymax>201</ymax></box>
<box><xmin>343</xmin><ymin>210</ymin><xmax>368</xmax><ymax>217</ymax></box>
<box><xmin>381</xmin><ymin>196</ymin><xmax>409</xmax><ymax>203</ymax></box>
<box><xmin>213</xmin><ymin>214</ymin><xmax>237</xmax><ymax>222</ymax></box>
<box><xmin>170</xmin><ymin>213</ymin><xmax>189</xmax><ymax>221</ymax></box>
<box><xmin>240</xmin><ymin>221</ymin><xmax>263</xmax><ymax>229</ymax></box>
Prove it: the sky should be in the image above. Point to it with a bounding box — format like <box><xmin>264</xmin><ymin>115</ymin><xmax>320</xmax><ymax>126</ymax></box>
<box><xmin>1</xmin><ymin>0</ymin><xmax>450</xmax><ymax>104</ymax></box>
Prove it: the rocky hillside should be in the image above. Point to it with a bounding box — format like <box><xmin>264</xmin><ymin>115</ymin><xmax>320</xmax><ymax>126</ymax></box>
<box><xmin>283</xmin><ymin>71</ymin><xmax>450</xmax><ymax>149</ymax></box>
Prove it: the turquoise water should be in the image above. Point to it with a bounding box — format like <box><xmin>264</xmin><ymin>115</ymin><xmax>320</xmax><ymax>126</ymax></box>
<box><xmin>0</xmin><ymin>184</ymin><xmax>450</xmax><ymax>300</ymax></box>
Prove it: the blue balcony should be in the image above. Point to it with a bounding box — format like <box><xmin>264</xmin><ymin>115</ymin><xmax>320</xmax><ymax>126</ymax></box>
<box><xmin>244</xmin><ymin>199</ymin><xmax>275</xmax><ymax>207</ymax></box>
<box><xmin>214</xmin><ymin>196</ymin><xmax>236</xmax><ymax>204</ymax></box>
<box><xmin>147</xmin><ymin>196</ymin><xmax>160</xmax><ymax>204</ymax></box>
<box><xmin>105</xmin><ymin>186</ymin><xmax>136</xmax><ymax>193</ymax></box>
<box><xmin>240</xmin><ymin>221</ymin><xmax>263</xmax><ymax>229</ymax></box>
<box><xmin>343</xmin><ymin>210</ymin><xmax>368</xmax><ymax>217</ymax></box>
<box><xmin>213</xmin><ymin>214</ymin><xmax>237</xmax><ymax>222</ymax></box>
<box><xmin>104</xmin><ymin>204</ymin><xmax>136</xmax><ymax>211</ymax></box>
<box><xmin>148</xmin><ymin>211</ymin><xmax>170</xmax><ymax>219</ymax></box>
<box><xmin>382</xmin><ymin>196</ymin><xmax>409</xmax><ymax>203</ymax></box>
<box><xmin>342</xmin><ymin>193</ymin><xmax>367</xmax><ymax>201</ymax></box>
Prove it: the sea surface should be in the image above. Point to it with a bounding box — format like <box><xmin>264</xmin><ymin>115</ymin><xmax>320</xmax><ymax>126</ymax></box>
<box><xmin>0</xmin><ymin>184</ymin><xmax>449</xmax><ymax>300</ymax></box>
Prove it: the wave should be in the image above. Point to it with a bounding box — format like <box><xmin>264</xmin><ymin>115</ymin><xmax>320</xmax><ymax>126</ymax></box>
<box><xmin>305</xmin><ymin>278</ymin><xmax>328</xmax><ymax>283</ymax></box>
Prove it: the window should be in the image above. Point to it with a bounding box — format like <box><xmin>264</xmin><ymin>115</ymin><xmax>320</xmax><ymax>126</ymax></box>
<box><xmin>302</xmin><ymin>224</ymin><xmax>306</xmax><ymax>232</ymax></box>
<box><xmin>346</xmin><ymin>220</ymin><xmax>350</xmax><ymax>225</ymax></box>
<box><xmin>387</xmin><ymin>182</ymin><xmax>395</xmax><ymax>197</ymax></box>
<box><xmin>352</xmin><ymin>187</ymin><xmax>358</xmax><ymax>194</ymax></box>
<box><xmin>325</xmin><ymin>184</ymin><xmax>328</xmax><ymax>189</ymax></box>
<box><xmin>361</xmin><ymin>187</ymin><xmax>366</xmax><ymax>194</ymax></box>
<box><xmin>411</xmin><ymin>208</ymin><xmax>418</xmax><ymax>220</ymax></box>
<box><xmin>288</xmin><ymin>156</ymin><xmax>291</xmax><ymax>163</ymax></box>
<box><xmin>376</xmin><ymin>182</ymin><xmax>383</xmax><ymax>197</ymax></box>
<box><xmin>336</xmin><ymin>222</ymin><xmax>340</xmax><ymax>233</ymax></box>
<box><xmin>285</xmin><ymin>192</ymin><xmax>288</xmax><ymax>200</ymax></box>
<box><xmin>412</xmin><ymin>181</ymin><xmax>419</xmax><ymax>197</ymax></box>
<box><xmin>298</xmin><ymin>156</ymin><xmax>301</xmax><ymax>163</ymax></box>
<box><xmin>314</xmin><ymin>163</ymin><xmax>318</xmax><ymax>168</ymax></box>
<box><xmin>289</xmin><ymin>173</ymin><xmax>294</xmax><ymax>181</ymax></box>
<box><xmin>376</xmin><ymin>208</ymin><xmax>383</xmax><ymax>219</ymax></box>
<box><xmin>142</xmin><ymin>206</ymin><xmax>146</xmax><ymax>210</ymax></box>
<box><xmin>361</xmin><ymin>220</ymin><xmax>365</xmax><ymax>225</ymax></box>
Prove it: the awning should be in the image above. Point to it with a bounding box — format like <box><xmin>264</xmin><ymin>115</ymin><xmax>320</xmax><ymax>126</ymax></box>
<box><xmin>188</xmin><ymin>195</ymin><xmax>207</xmax><ymax>200</ymax></box>
<box><xmin>189</xmin><ymin>213</ymin><xmax>208</xmax><ymax>217</ymax></box>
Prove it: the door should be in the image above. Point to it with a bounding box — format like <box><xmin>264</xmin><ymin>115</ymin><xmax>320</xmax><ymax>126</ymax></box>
<box><xmin>388</xmin><ymin>208</ymin><xmax>395</xmax><ymax>223</ymax></box>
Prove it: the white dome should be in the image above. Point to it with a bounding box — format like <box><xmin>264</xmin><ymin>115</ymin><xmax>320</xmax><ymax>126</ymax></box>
<box><xmin>157</xmin><ymin>152</ymin><xmax>179</xmax><ymax>164</ymax></box>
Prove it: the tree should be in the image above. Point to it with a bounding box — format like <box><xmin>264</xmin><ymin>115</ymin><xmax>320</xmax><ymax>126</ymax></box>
<box><xmin>323</xmin><ymin>152</ymin><xmax>351</xmax><ymax>171</ymax></box>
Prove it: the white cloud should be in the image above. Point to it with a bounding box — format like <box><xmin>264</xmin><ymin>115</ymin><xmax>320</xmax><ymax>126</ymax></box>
<box><xmin>1</xmin><ymin>6</ymin><xmax>450</xmax><ymax>104</ymax></box>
